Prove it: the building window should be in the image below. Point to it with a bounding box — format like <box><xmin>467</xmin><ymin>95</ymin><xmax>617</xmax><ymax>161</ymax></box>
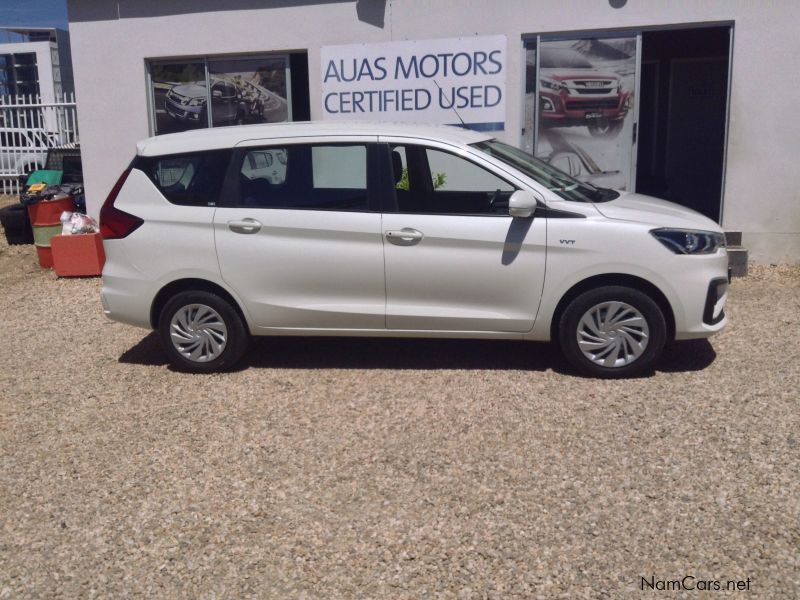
<box><xmin>0</xmin><ymin>52</ymin><xmax>40</xmax><ymax>97</ymax></box>
<box><xmin>148</xmin><ymin>55</ymin><xmax>291</xmax><ymax>136</ymax></box>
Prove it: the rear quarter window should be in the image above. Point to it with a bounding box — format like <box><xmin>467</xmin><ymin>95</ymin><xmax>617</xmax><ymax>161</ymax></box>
<box><xmin>133</xmin><ymin>150</ymin><xmax>232</xmax><ymax>206</ymax></box>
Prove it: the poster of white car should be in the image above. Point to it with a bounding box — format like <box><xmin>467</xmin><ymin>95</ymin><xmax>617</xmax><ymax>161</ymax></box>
<box><xmin>152</xmin><ymin>57</ymin><xmax>289</xmax><ymax>135</ymax></box>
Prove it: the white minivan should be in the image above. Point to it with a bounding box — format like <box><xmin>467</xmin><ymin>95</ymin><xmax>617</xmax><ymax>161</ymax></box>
<box><xmin>100</xmin><ymin>122</ymin><xmax>729</xmax><ymax>377</ymax></box>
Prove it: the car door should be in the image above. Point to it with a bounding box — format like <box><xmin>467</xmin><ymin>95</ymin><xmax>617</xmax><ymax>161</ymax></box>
<box><xmin>214</xmin><ymin>137</ymin><xmax>386</xmax><ymax>331</ymax></box>
<box><xmin>380</xmin><ymin>139</ymin><xmax>547</xmax><ymax>332</ymax></box>
<box><xmin>211</xmin><ymin>82</ymin><xmax>234</xmax><ymax>126</ymax></box>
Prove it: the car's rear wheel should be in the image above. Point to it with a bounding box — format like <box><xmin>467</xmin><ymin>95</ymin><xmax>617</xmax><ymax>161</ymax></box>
<box><xmin>558</xmin><ymin>286</ymin><xmax>667</xmax><ymax>378</ymax></box>
<box><xmin>158</xmin><ymin>290</ymin><xmax>248</xmax><ymax>373</ymax></box>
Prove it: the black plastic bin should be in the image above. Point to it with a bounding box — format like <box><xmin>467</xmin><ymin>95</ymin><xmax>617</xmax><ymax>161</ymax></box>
<box><xmin>0</xmin><ymin>203</ymin><xmax>35</xmax><ymax>245</ymax></box>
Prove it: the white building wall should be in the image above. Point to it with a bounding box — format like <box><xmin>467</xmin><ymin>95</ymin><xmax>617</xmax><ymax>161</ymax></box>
<box><xmin>67</xmin><ymin>0</ymin><xmax>800</xmax><ymax>263</ymax></box>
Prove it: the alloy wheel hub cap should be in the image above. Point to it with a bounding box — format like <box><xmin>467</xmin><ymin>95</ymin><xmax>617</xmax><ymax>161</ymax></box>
<box><xmin>170</xmin><ymin>303</ymin><xmax>228</xmax><ymax>363</ymax></box>
<box><xmin>576</xmin><ymin>301</ymin><xmax>649</xmax><ymax>368</ymax></box>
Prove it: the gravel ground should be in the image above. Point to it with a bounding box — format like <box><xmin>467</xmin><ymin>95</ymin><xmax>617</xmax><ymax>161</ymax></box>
<box><xmin>1</xmin><ymin>194</ymin><xmax>799</xmax><ymax>598</ymax></box>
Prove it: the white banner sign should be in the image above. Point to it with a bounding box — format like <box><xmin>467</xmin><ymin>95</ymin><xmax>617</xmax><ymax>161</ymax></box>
<box><xmin>321</xmin><ymin>35</ymin><xmax>506</xmax><ymax>130</ymax></box>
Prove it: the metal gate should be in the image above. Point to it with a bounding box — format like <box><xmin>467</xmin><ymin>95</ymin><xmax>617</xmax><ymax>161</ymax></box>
<box><xmin>0</xmin><ymin>93</ymin><xmax>79</xmax><ymax>194</ymax></box>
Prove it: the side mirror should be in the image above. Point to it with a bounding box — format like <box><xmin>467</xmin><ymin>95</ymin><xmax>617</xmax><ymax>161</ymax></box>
<box><xmin>508</xmin><ymin>190</ymin><xmax>538</xmax><ymax>218</ymax></box>
<box><xmin>212</xmin><ymin>90</ymin><xmax>223</xmax><ymax>99</ymax></box>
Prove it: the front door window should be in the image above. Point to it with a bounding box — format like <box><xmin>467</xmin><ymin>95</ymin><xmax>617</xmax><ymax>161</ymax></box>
<box><xmin>389</xmin><ymin>144</ymin><xmax>515</xmax><ymax>215</ymax></box>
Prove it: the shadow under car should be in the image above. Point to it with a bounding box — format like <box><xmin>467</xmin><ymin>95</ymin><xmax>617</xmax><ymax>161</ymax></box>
<box><xmin>118</xmin><ymin>333</ymin><xmax>716</xmax><ymax>376</ymax></box>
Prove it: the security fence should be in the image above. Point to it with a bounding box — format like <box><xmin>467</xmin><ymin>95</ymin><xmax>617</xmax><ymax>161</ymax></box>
<box><xmin>0</xmin><ymin>93</ymin><xmax>79</xmax><ymax>194</ymax></box>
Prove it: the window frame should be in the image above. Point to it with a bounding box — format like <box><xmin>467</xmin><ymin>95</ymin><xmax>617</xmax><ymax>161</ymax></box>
<box><xmin>219</xmin><ymin>141</ymin><xmax>384</xmax><ymax>213</ymax></box>
<box><xmin>146</xmin><ymin>53</ymin><xmax>292</xmax><ymax>136</ymax></box>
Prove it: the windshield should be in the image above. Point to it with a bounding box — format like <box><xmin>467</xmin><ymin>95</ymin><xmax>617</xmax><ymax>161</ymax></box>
<box><xmin>471</xmin><ymin>140</ymin><xmax>619</xmax><ymax>203</ymax></box>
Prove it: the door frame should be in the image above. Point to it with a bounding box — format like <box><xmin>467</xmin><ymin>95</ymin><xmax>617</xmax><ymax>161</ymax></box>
<box><xmin>521</xmin><ymin>21</ymin><xmax>734</xmax><ymax>222</ymax></box>
<box><xmin>522</xmin><ymin>29</ymin><xmax>641</xmax><ymax>191</ymax></box>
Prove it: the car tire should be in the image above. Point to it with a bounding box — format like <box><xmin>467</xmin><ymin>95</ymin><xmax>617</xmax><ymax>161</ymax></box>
<box><xmin>558</xmin><ymin>286</ymin><xmax>667</xmax><ymax>378</ymax></box>
<box><xmin>158</xmin><ymin>290</ymin><xmax>248</xmax><ymax>373</ymax></box>
<box><xmin>587</xmin><ymin>119</ymin><xmax>624</xmax><ymax>138</ymax></box>
<box><xmin>0</xmin><ymin>203</ymin><xmax>34</xmax><ymax>245</ymax></box>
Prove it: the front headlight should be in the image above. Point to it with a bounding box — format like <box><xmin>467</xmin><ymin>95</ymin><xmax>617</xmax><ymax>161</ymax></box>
<box><xmin>650</xmin><ymin>228</ymin><xmax>726</xmax><ymax>255</ymax></box>
<box><xmin>540</xmin><ymin>78</ymin><xmax>564</xmax><ymax>92</ymax></box>
<box><xmin>187</xmin><ymin>97</ymin><xmax>205</xmax><ymax>107</ymax></box>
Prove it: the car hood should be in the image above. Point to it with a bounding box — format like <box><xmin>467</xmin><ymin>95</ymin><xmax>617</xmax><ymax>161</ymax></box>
<box><xmin>170</xmin><ymin>82</ymin><xmax>206</xmax><ymax>98</ymax></box>
<box><xmin>593</xmin><ymin>191</ymin><xmax>722</xmax><ymax>231</ymax></box>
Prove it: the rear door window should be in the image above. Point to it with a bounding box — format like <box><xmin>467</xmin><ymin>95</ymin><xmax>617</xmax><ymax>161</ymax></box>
<box><xmin>134</xmin><ymin>149</ymin><xmax>232</xmax><ymax>206</ymax></box>
<box><xmin>236</xmin><ymin>143</ymin><xmax>370</xmax><ymax>211</ymax></box>
<box><xmin>311</xmin><ymin>145</ymin><xmax>366</xmax><ymax>189</ymax></box>
<box><xmin>240</xmin><ymin>149</ymin><xmax>286</xmax><ymax>184</ymax></box>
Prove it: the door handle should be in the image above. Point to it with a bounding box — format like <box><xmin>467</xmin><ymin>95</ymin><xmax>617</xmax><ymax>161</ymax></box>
<box><xmin>228</xmin><ymin>218</ymin><xmax>262</xmax><ymax>234</ymax></box>
<box><xmin>385</xmin><ymin>228</ymin><xmax>424</xmax><ymax>246</ymax></box>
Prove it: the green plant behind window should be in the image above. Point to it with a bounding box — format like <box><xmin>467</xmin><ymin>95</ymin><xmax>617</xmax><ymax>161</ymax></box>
<box><xmin>396</xmin><ymin>168</ymin><xmax>447</xmax><ymax>191</ymax></box>
<box><xmin>396</xmin><ymin>167</ymin><xmax>410</xmax><ymax>191</ymax></box>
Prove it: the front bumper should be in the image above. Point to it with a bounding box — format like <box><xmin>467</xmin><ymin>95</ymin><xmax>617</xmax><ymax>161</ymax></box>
<box><xmin>165</xmin><ymin>97</ymin><xmax>203</xmax><ymax>122</ymax></box>
<box><xmin>672</xmin><ymin>250</ymin><xmax>730</xmax><ymax>340</ymax></box>
<box><xmin>539</xmin><ymin>90</ymin><xmax>629</xmax><ymax>123</ymax></box>
<box><xmin>703</xmin><ymin>277</ymin><xmax>729</xmax><ymax>326</ymax></box>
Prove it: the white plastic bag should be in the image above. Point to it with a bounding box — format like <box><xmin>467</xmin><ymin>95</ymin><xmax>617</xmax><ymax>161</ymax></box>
<box><xmin>60</xmin><ymin>211</ymin><xmax>73</xmax><ymax>235</ymax></box>
<box><xmin>62</xmin><ymin>212</ymin><xmax>99</xmax><ymax>235</ymax></box>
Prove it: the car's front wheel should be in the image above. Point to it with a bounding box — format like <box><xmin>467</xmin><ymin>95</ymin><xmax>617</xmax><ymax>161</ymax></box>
<box><xmin>558</xmin><ymin>286</ymin><xmax>667</xmax><ymax>378</ymax></box>
<box><xmin>158</xmin><ymin>290</ymin><xmax>248</xmax><ymax>373</ymax></box>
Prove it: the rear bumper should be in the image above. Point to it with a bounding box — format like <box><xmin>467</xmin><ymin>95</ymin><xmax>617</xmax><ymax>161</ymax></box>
<box><xmin>101</xmin><ymin>244</ymin><xmax>156</xmax><ymax>330</ymax></box>
<box><xmin>101</xmin><ymin>273</ymin><xmax>155</xmax><ymax>330</ymax></box>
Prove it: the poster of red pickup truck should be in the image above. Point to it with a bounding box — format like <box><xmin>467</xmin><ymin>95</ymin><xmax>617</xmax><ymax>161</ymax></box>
<box><xmin>524</xmin><ymin>37</ymin><xmax>636</xmax><ymax>190</ymax></box>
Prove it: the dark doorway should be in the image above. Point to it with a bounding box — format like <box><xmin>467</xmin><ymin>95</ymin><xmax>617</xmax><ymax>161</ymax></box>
<box><xmin>636</xmin><ymin>26</ymin><xmax>730</xmax><ymax>222</ymax></box>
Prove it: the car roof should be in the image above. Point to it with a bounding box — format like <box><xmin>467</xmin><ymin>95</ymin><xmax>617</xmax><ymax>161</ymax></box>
<box><xmin>136</xmin><ymin>121</ymin><xmax>493</xmax><ymax>156</ymax></box>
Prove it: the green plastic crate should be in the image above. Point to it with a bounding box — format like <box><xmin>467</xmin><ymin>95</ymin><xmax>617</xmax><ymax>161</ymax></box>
<box><xmin>26</xmin><ymin>169</ymin><xmax>63</xmax><ymax>187</ymax></box>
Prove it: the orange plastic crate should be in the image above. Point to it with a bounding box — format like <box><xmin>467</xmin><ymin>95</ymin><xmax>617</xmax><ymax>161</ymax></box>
<box><xmin>50</xmin><ymin>233</ymin><xmax>106</xmax><ymax>277</ymax></box>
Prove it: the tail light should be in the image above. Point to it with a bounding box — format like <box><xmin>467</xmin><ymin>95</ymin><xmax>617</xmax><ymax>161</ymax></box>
<box><xmin>100</xmin><ymin>168</ymin><xmax>143</xmax><ymax>239</ymax></box>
